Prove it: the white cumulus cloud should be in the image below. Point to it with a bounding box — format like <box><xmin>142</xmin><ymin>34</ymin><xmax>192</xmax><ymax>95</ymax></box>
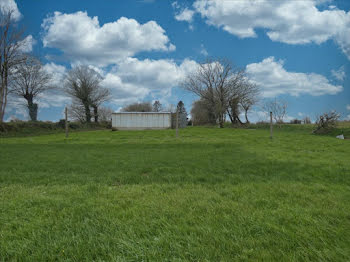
<box><xmin>42</xmin><ymin>11</ymin><xmax>175</xmax><ymax>66</ymax></box>
<box><xmin>19</xmin><ymin>59</ymin><xmax>198</xmax><ymax>109</ymax></box>
<box><xmin>36</xmin><ymin>63</ymin><xmax>70</xmax><ymax>109</ymax></box>
<box><xmin>173</xmin><ymin>1</ymin><xmax>195</xmax><ymax>30</ymax></box>
<box><xmin>331</xmin><ymin>66</ymin><xmax>346</xmax><ymax>81</ymax></box>
<box><xmin>0</xmin><ymin>0</ymin><xmax>21</xmax><ymax>20</ymax></box>
<box><xmin>42</xmin><ymin>62</ymin><xmax>67</xmax><ymax>87</ymax></box>
<box><xmin>175</xmin><ymin>8</ymin><xmax>195</xmax><ymax>22</ymax></box>
<box><xmin>193</xmin><ymin>0</ymin><xmax>350</xmax><ymax>59</ymax></box>
<box><xmin>101</xmin><ymin>58</ymin><xmax>198</xmax><ymax>105</ymax></box>
<box><xmin>18</xmin><ymin>35</ymin><xmax>36</xmax><ymax>53</ymax></box>
<box><xmin>246</xmin><ymin>57</ymin><xmax>343</xmax><ymax>97</ymax></box>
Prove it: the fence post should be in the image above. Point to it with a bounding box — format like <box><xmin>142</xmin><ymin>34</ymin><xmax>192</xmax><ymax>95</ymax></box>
<box><xmin>270</xmin><ymin>111</ymin><xmax>273</xmax><ymax>139</ymax></box>
<box><xmin>176</xmin><ymin>109</ymin><xmax>179</xmax><ymax>138</ymax></box>
<box><xmin>65</xmin><ymin>107</ymin><xmax>68</xmax><ymax>138</ymax></box>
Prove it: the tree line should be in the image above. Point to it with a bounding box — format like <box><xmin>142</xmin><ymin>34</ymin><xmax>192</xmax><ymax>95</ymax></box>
<box><xmin>0</xmin><ymin>10</ymin><xmax>185</xmax><ymax>124</ymax></box>
<box><xmin>181</xmin><ymin>59</ymin><xmax>260</xmax><ymax>128</ymax></box>
<box><xmin>1</xmin><ymin>9</ymin><xmax>291</xmax><ymax>126</ymax></box>
<box><xmin>0</xmin><ymin>10</ymin><xmax>111</xmax><ymax>123</ymax></box>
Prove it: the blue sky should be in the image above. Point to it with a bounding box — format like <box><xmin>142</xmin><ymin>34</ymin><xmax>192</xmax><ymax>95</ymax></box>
<box><xmin>2</xmin><ymin>0</ymin><xmax>350</xmax><ymax>122</ymax></box>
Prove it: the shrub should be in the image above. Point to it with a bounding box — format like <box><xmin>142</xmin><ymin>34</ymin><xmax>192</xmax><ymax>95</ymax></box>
<box><xmin>313</xmin><ymin>111</ymin><xmax>340</xmax><ymax>134</ymax></box>
<box><xmin>0</xmin><ymin>120</ymin><xmax>111</xmax><ymax>137</ymax></box>
<box><xmin>57</xmin><ymin>119</ymin><xmax>66</xmax><ymax>128</ymax></box>
<box><xmin>68</xmin><ymin>122</ymin><xmax>82</xmax><ymax>129</ymax></box>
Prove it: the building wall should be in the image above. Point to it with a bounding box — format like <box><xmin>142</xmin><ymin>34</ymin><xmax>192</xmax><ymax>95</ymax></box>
<box><xmin>112</xmin><ymin>112</ymin><xmax>172</xmax><ymax>130</ymax></box>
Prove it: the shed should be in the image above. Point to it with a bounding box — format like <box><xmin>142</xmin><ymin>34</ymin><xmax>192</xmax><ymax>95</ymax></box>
<box><xmin>112</xmin><ymin>112</ymin><xmax>172</xmax><ymax>130</ymax></box>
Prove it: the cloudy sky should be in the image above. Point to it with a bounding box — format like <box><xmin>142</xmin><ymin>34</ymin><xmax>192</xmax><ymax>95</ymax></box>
<box><xmin>2</xmin><ymin>0</ymin><xmax>350</xmax><ymax>121</ymax></box>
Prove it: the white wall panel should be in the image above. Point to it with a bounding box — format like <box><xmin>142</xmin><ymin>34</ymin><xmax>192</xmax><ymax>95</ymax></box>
<box><xmin>112</xmin><ymin>112</ymin><xmax>172</xmax><ymax>130</ymax></box>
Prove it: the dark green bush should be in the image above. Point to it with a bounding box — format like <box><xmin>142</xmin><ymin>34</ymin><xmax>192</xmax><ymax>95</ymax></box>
<box><xmin>0</xmin><ymin>120</ymin><xmax>111</xmax><ymax>137</ymax></box>
<box><xmin>57</xmin><ymin>119</ymin><xmax>66</xmax><ymax>128</ymax></box>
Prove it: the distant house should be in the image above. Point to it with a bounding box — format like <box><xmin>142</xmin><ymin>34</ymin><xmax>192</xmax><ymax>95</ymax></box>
<box><xmin>112</xmin><ymin>112</ymin><xmax>172</xmax><ymax>130</ymax></box>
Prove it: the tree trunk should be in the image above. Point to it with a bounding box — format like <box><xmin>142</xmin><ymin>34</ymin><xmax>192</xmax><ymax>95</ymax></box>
<box><xmin>231</xmin><ymin>112</ymin><xmax>243</xmax><ymax>125</ymax></box>
<box><xmin>0</xmin><ymin>69</ymin><xmax>8</xmax><ymax>123</ymax></box>
<box><xmin>0</xmin><ymin>81</ymin><xmax>5</xmax><ymax>122</ymax></box>
<box><xmin>227</xmin><ymin>110</ymin><xmax>234</xmax><ymax>124</ymax></box>
<box><xmin>218</xmin><ymin>113</ymin><xmax>225</xmax><ymax>128</ymax></box>
<box><xmin>93</xmin><ymin>106</ymin><xmax>98</xmax><ymax>123</ymax></box>
<box><xmin>84</xmin><ymin>104</ymin><xmax>91</xmax><ymax>123</ymax></box>
<box><xmin>235</xmin><ymin>116</ymin><xmax>243</xmax><ymax>125</ymax></box>
<box><xmin>228</xmin><ymin>108</ymin><xmax>243</xmax><ymax>125</ymax></box>
<box><xmin>209</xmin><ymin>112</ymin><xmax>216</xmax><ymax>125</ymax></box>
<box><xmin>245</xmin><ymin>110</ymin><xmax>249</xmax><ymax>124</ymax></box>
<box><xmin>28</xmin><ymin>102</ymin><xmax>38</xmax><ymax>121</ymax></box>
<box><xmin>25</xmin><ymin>94</ymin><xmax>38</xmax><ymax>121</ymax></box>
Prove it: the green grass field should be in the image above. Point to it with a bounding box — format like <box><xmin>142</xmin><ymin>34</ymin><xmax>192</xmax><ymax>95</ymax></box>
<box><xmin>1</xmin><ymin>126</ymin><xmax>349</xmax><ymax>261</ymax></box>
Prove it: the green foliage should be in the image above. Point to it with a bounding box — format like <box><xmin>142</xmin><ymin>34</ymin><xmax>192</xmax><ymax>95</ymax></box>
<box><xmin>0</xmin><ymin>127</ymin><xmax>349</xmax><ymax>261</ymax></box>
<box><xmin>191</xmin><ymin>99</ymin><xmax>216</xmax><ymax>126</ymax></box>
<box><xmin>313</xmin><ymin>111</ymin><xmax>340</xmax><ymax>134</ymax></box>
<box><xmin>0</xmin><ymin>120</ymin><xmax>111</xmax><ymax>137</ymax></box>
<box><xmin>152</xmin><ymin>100</ymin><xmax>162</xmax><ymax>112</ymax></box>
<box><xmin>176</xmin><ymin>100</ymin><xmax>187</xmax><ymax>128</ymax></box>
<box><xmin>315</xmin><ymin>121</ymin><xmax>350</xmax><ymax>139</ymax></box>
<box><xmin>226</xmin><ymin>122</ymin><xmax>350</xmax><ymax>139</ymax></box>
<box><xmin>122</xmin><ymin>102</ymin><xmax>153</xmax><ymax>112</ymax></box>
<box><xmin>0</xmin><ymin>120</ymin><xmax>59</xmax><ymax>136</ymax></box>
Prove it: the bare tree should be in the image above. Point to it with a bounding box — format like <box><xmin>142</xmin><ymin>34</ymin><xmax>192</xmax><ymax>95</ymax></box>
<box><xmin>227</xmin><ymin>96</ymin><xmax>242</xmax><ymax>125</ymax></box>
<box><xmin>313</xmin><ymin>111</ymin><xmax>340</xmax><ymax>134</ymax></box>
<box><xmin>10</xmin><ymin>56</ymin><xmax>52</xmax><ymax>121</ymax></box>
<box><xmin>98</xmin><ymin>106</ymin><xmax>113</xmax><ymax>122</ymax></box>
<box><xmin>69</xmin><ymin>103</ymin><xmax>113</xmax><ymax>123</ymax></box>
<box><xmin>239</xmin><ymin>82</ymin><xmax>259</xmax><ymax>124</ymax></box>
<box><xmin>152</xmin><ymin>100</ymin><xmax>162</xmax><ymax>112</ymax></box>
<box><xmin>90</xmin><ymin>86</ymin><xmax>110</xmax><ymax>123</ymax></box>
<box><xmin>263</xmin><ymin>98</ymin><xmax>288</xmax><ymax>123</ymax></box>
<box><xmin>68</xmin><ymin>101</ymin><xmax>86</xmax><ymax>123</ymax></box>
<box><xmin>181</xmin><ymin>58</ymin><xmax>246</xmax><ymax>128</ymax></box>
<box><xmin>64</xmin><ymin>65</ymin><xmax>107</xmax><ymax>123</ymax></box>
<box><xmin>191</xmin><ymin>99</ymin><xmax>212</xmax><ymax>126</ymax></box>
<box><xmin>226</xmin><ymin>79</ymin><xmax>259</xmax><ymax>125</ymax></box>
<box><xmin>0</xmin><ymin>10</ymin><xmax>26</xmax><ymax>122</ymax></box>
<box><xmin>122</xmin><ymin>102</ymin><xmax>152</xmax><ymax>112</ymax></box>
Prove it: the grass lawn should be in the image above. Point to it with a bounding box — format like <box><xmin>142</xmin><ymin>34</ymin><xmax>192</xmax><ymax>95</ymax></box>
<box><xmin>0</xmin><ymin>126</ymin><xmax>349</xmax><ymax>261</ymax></box>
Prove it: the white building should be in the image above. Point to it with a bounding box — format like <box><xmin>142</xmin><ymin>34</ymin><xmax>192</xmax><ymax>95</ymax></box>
<box><xmin>112</xmin><ymin>112</ymin><xmax>172</xmax><ymax>130</ymax></box>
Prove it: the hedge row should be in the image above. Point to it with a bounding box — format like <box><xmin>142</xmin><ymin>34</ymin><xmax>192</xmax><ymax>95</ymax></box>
<box><xmin>0</xmin><ymin>120</ymin><xmax>111</xmax><ymax>137</ymax></box>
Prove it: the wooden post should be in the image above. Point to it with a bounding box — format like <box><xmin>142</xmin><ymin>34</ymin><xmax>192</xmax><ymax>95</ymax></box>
<box><xmin>270</xmin><ymin>111</ymin><xmax>273</xmax><ymax>139</ymax></box>
<box><xmin>65</xmin><ymin>107</ymin><xmax>68</xmax><ymax>138</ymax></box>
<box><xmin>176</xmin><ymin>109</ymin><xmax>179</xmax><ymax>138</ymax></box>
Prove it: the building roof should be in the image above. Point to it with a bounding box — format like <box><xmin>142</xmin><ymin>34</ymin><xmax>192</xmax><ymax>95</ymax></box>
<box><xmin>112</xmin><ymin>112</ymin><xmax>172</xmax><ymax>114</ymax></box>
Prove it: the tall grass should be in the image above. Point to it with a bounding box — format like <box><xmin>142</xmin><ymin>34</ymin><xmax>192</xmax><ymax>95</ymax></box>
<box><xmin>0</xmin><ymin>126</ymin><xmax>349</xmax><ymax>261</ymax></box>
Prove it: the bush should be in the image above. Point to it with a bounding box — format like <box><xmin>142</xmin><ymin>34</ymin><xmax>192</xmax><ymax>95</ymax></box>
<box><xmin>57</xmin><ymin>119</ymin><xmax>66</xmax><ymax>128</ymax></box>
<box><xmin>0</xmin><ymin>120</ymin><xmax>112</xmax><ymax>137</ymax></box>
<box><xmin>68</xmin><ymin>122</ymin><xmax>82</xmax><ymax>129</ymax></box>
<box><xmin>313</xmin><ymin>111</ymin><xmax>340</xmax><ymax>134</ymax></box>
